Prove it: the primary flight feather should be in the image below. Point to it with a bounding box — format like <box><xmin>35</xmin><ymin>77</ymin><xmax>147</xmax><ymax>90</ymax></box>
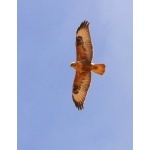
<box><xmin>70</xmin><ymin>20</ymin><xmax>106</xmax><ymax>110</ymax></box>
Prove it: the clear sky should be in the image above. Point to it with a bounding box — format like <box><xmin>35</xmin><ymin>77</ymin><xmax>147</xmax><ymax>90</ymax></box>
<box><xmin>18</xmin><ymin>0</ymin><xmax>132</xmax><ymax>150</ymax></box>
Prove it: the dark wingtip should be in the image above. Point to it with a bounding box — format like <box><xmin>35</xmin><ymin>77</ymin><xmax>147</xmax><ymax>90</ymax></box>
<box><xmin>72</xmin><ymin>96</ymin><xmax>84</xmax><ymax>110</ymax></box>
<box><xmin>76</xmin><ymin>20</ymin><xmax>90</xmax><ymax>34</ymax></box>
<box><xmin>75</xmin><ymin>102</ymin><xmax>84</xmax><ymax>110</ymax></box>
<box><xmin>81</xmin><ymin>20</ymin><xmax>90</xmax><ymax>26</ymax></box>
<box><xmin>76</xmin><ymin>102</ymin><xmax>84</xmax><ymax>110</ymax></box>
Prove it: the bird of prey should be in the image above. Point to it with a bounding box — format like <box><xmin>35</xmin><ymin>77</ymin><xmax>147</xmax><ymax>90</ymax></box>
<box><xmin>70</xmin><ymin>20</ymin><xmax>106</xmax><ymax>110</ymax></box>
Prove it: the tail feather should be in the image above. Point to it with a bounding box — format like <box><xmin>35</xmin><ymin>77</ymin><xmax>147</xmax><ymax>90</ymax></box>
<box><xmin>91</xmin><ymin>64</ymin><xmax>105</xmax><ymax>75</ymax></box>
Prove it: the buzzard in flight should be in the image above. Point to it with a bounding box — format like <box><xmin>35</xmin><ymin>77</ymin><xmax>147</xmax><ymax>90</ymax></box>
<box><xmin>70</xmin><ymin>21</ymin><xmax>105</xmax><ymax>110</ymax></box>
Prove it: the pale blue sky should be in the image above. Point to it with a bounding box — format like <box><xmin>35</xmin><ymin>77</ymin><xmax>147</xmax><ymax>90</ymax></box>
<box><xmin>18</xmin><ymin>0</ymin><xmax>132</xmax><ymax>149</ymax></box>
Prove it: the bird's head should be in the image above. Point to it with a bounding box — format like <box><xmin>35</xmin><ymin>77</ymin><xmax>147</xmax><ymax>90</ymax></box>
<box><xmin>70</xmin><ymin>62</ymin><xmax>76</xmax><ymax>69</ymax></box>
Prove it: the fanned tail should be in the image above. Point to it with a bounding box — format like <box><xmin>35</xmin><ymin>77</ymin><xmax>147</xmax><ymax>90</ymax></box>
<box><xmin>91</xmin><ymin>64</ymin><xmax>105</xmax><ymax>75</ymax></box>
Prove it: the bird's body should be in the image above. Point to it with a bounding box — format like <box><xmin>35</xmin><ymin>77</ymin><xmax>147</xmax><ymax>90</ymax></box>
<box><xmin>71</xmin><ymin>61</ymin><xmax>91</xmax><ymax>72</ymax></box>
<box><xmin>70</xmin><ymin>21</ymin><xmax>105</xmax><ymax>110</ymax></box>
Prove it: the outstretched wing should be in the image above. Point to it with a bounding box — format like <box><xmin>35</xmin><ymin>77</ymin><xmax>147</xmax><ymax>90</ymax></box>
<box><xmin>76</xmin><ymin>21</ymin><xmax>93</xmax><ymax>62</ymax></box>
<box><xmin>72</xmin><ymin>71</ymin><xmax>91</xmax><ymax>110</ymax></box>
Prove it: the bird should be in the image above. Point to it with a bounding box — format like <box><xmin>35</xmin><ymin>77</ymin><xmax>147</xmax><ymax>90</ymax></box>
<box><xmin>70</xmin><ymin>20</ymin><xmax>106</xmax><ymax>110</ymax></box>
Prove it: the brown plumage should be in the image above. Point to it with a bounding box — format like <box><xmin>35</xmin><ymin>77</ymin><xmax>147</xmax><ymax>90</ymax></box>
<box><xmin>70</xmin><ymin>20</ymin><xmax>106</xmax><ymax>110</ymax></box>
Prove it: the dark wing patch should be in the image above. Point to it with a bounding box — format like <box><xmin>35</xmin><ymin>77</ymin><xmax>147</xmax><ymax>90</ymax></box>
<box><xmin>72</xmin><ymin>71</ymin><xmax>91</xmax><ymax>110</ymax></box>
<box><xmin>76</xmin><ymin>20</ymin><xmax>93</xmax><ymax>62</ymax></box>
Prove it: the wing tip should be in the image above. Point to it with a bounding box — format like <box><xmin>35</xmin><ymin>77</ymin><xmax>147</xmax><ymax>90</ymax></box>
<box><xmin>75</xmin><ymin>101</ymin><xmax>84</xmax><ymax>110</ymax></box>
<box><xmin>72</xmin><ymin>96</ymin><xmax>84</xmax><ymax>110</ymax></box>
<box><xmin>76</xmin><ymin>20</ymin><xmax>90</xmax><ymax>33</ymax></box>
